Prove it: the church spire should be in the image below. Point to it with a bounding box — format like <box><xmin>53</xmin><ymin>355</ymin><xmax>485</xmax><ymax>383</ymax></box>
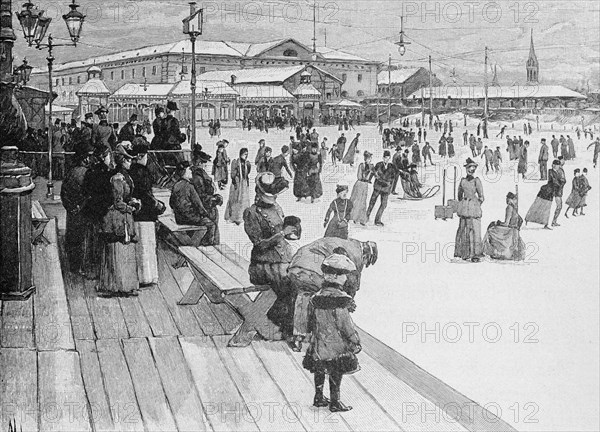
<box><xmin>526</xmin><ymin>29</ymin><xmax>539</xmax><ymax>83</ymax></box>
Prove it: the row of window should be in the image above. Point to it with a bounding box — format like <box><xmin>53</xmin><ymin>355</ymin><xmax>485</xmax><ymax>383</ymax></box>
<box><xmin>341</xmin><ymin>73</ymin><xmax>362</xmax><ymax>83</ymax></box>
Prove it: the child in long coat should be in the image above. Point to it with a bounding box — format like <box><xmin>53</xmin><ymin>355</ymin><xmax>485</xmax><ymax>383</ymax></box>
<box><xmin>303</xmin><ymin>253</ymin><xmax>360</xmax><ymax>413</ymax></box>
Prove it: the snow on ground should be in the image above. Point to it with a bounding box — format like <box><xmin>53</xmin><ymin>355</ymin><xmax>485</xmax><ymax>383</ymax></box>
<box><xmin>197</xmin><ymin>117</ymin><xmax>599</xmax><ymax>431</ymax></box>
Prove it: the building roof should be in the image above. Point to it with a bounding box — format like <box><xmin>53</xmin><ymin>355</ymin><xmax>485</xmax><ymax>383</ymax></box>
<box><xmin>76</xmin><ymin>78</ymin><xmax>111</xmax><ymax>96</ymax></box>
<box><xmin>327</xmin><ymin>99</ymin><xmax>364</xmax><ymax>108</ymax></box>
<box><xmin>377</xmin><ymin>68</ymin><xmax>422</xmax><ymax>85</ymax></box>
<box><xmin>235</xmin><ymin>84</ymin><xmax>295</xmax><ymax>100</ymax></box>
<box><xmin>317</xmin><ymin>46</ymin><xmax>368</xmax><ymax>62</ymax></box>
<box><xmin>170</xmin><ymin>80</ymin><xmax>238</xmax><ymax>96</ymax></box>
<box><xmin>407</xmin><ymin>85</ymin><xmax>586</xmax><ymax>100</ymax></box>
<box><xmin>293</xmin><ymin>83</ymin><xmax>321</xmax><ymax>96</ymax></box>
<box><xmin>199</xmin><ymin>66</ymin><xmax>305</xmax><ymax>84</ymax></box>
<box><xmin>32</xmin><ymin>38</ymin><xmax>373</xmax><ymax>74</ymax></box>
<box><xmin>111</xmin><ymin>83</ymin><xmax>175</xmax><ymax>98</ymax></box>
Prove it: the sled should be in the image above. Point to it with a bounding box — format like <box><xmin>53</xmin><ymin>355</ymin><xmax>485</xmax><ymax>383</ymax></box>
<box><xmin>398</xmin><ymin>185</ymin><xmax>440</xmax><ymax>200</ymax></box>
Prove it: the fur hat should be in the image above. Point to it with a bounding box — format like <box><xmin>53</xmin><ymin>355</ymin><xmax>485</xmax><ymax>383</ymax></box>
<box><xmin>255</xmin><ymin>172</ymin><xmax>288</xmax><ymax>197</ymax></box>
<box><xmin>464</xmin><ymin>157</ymin><xmax>478</xmax><ymax>168</ymax></box>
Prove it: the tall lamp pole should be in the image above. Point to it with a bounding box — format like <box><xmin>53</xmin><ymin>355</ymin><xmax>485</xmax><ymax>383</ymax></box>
<box><xmin>183</xmin><ymin>2</ymin><xmax>203</xmax><ymax>148</ymax></box>
<box><xmin>391</xmin><ymin>15</ymin><xmax>409</xmax><ymax>127</ymax></box>
<box><xmin>17</xmin><ymin>0</ymin><xmax>85</xmax><ymax>199</ymax></box>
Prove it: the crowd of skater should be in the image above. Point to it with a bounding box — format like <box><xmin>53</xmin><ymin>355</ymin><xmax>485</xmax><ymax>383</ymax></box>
<box><xmin>34</xmin><ymin>98</ymin><xmax>600</xmax><ymax>414</ymax></box>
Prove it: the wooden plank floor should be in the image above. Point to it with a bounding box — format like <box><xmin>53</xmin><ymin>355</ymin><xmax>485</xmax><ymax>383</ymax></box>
<box><xmin>1</xmin><ymin>218</ymin><xmax>516</xmax><ymax>432</ymax></box>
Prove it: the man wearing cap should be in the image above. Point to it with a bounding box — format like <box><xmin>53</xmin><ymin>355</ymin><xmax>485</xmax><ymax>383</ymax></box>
<box><xmin>587</xmin><ymin>137</ymin><xmax>600</xmax><ymax>168</ymax></box>
<box><xmin>243</xmin><ymin>172</ymin><xmax>298</xmax><ymax>343</ymax></box>
<box><xmin>367</xmin><ymin>150</ymin><xmax>396</xmax><ymax>226</ymax></box>
<box><xmin>190</xmin><ymin>145</ymin><xmax>221</xmax><ymax>245</ymax></box>
<box><xmin>169</xmin><ymin>161</ymin><xmax>217</xmax><ymax>246</ymax></box>
<box><xmin>76</xmin><ymin>113</ymin><xmax>95</xmax><ymax>154</ymax></box>
<box><xmin>94</xmin><ymin>107</ymin><xmax>117</xmax><ymax>150</ymax></box>
<box><xmin>303</xmin><ymin>252</ymin><xmax>361</xmax><ymax>413</ymax></box>
<box><xmin>551</xmin><ymin>157</ymin><xmax>567</xmax><ymax>227</ymax></box>
<box><xmin>538</xmin><ymin>138</ymin><xmax>549</xmax><ymax>180</ymax></box>
<box><xmin>454</xmin><ymin>158</ymin><xmax>485</xmax><ymax>262</ymax></box>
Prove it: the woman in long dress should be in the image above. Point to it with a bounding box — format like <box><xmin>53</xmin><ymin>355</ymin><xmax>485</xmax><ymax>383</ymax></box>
<box><xmin>98</xmin><ymin>150</ymin><xmax>141</xmax><ymax>297</ymax></box>
<box><xmin>517</xmin><ymin>141</ymin><xmax>529</xmax><ymax>179</ymax></box>
<box><xmin>564</xmin><ymin>168</ymin><xmax>584</xmax><ymax>218</ymax></box>
<box><xmin>525</xmin><ymin>160</ymin><xmax>560</xmax><ymax>229</ymax></box>
<box><xmin>483</xmin><ymin>192</ymin><xmax>526</xmax><ymax>261</ymax></box>
<box><xmin>324</xmin><ymin>184</ymin><xmax>353</xmax><ymax>239</ymax></box>
<box><xmin>291</xmin><ymin>145</ymin><xmax>310</xmax><ymax>201</ymax></box>
<box><xmin>349</xmin><ymin>152</ymin><xmax>373</xmax><ymax>225</ymax></box>
<box><xmin>454</xmin><ymin>158</ymin><xmax>485</xmax><ymax>262</ymax></box>
<box><xmin>224</xmin><ymin>148</ymin><xmax>251</xmax><ymax>225</ymax></box>
<box><xmin>342</xmin><ymin>134</ymin><xmax>360</xmax><ymax>166</ymax></box>
<box><xmin>306</xmin><ymin>143</ymin><xmax>323</xmax><ymax>203</ymax></box>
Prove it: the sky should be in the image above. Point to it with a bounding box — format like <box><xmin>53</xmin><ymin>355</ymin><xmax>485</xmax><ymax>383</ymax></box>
<box><xmin>11</xmin><ymin>0</ymin><xmax>600</xmax><ymax>89</ymax></box>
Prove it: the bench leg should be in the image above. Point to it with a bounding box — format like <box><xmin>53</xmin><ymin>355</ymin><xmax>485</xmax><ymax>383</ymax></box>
<box><xmin>178</xmin><ymin>279</ymin><xmax>205</xmax><ymax>306</ymax></box>
<box><xmin>226</xmin><ymin>290</ymin><xmax>282</xmax><ymax>347</ymax></box>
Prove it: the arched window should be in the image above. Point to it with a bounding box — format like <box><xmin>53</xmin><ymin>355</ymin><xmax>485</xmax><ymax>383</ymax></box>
<box><xmin>152</xmin><ymin>66</ymin><xmax>157</xmax><ymax>75</ymax></box>
<box><xmin>111</xmin><ymin>71</ymin><xmax>114</xmax><ymax>80</ymax></box>
<box><xmin>121</xmin><ymin>70</ymin><xmax>124</xmax><ymax>79</ymax></box>
<box><xmin>283</xmin><ymin>49</ymin><xmax>298</xmax><ymax>57</ymax></box>
<box><xmin>69</xmin><ymin>76</ymin><xmax>72</xmax><ymax>85</ymax></box>
<box><xmin>132</xmin><ymin>69</ymin><xmax>136</xmax><ymax>78</ymax></box>
<box><xmin>77</xmin><ymin>76</ymin><xmax>81</xmax><ymax>84</ymax></box>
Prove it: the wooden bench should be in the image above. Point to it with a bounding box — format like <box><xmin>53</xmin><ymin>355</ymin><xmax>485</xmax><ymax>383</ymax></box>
<box><xmin>178</xmin><ymin>244</ymin><xmax>278</xmax><ymax>347</ymax></box>
<box><xmin>31</xmin><ymin>200</ymin><xmax>50</xmax><ymax>245</ymax></box>
<box><xmin>157</xmin><ymin>215</ymin><xmax>208</xmax><ymax>268</ymax></box>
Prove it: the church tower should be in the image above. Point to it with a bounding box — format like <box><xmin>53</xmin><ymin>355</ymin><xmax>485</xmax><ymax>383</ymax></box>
<box><xmin>526</xmin><ymin>29</ymin><xmax>539</xmax><ymax>83</ymax></box>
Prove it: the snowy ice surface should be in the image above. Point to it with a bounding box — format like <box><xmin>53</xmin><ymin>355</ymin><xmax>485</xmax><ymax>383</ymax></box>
<box><xmin>193</xmin><ymin>116</ymin><xmax>599</xmax><ymax>432</ymax></box>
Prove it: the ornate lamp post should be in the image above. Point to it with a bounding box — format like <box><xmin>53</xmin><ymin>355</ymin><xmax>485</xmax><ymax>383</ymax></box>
<box><xmin>17</xmin><ymin>0</ymin><xmax>85</xmax><ymax>199</ymax></box>
<box><xmin>183</xmin><ymin>2</ymin><xmax>203</xmax><ymax>147</ymax></box>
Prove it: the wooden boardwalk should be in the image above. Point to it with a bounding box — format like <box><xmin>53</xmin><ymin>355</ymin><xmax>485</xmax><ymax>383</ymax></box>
<box><xmin>0</xmin><ymin>218</ymin><xmax>516</xmax><ymax>432</ymax></box>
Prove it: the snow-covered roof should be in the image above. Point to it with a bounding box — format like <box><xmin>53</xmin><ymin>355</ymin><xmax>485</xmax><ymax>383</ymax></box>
<box><xmin>45</xmin><ymin>104</ymin><xmax>74</xmax><ymax>113</ymax></box>
<box><xmin>378</xmin><ymin>68</ymin><xmax>422</xmax><ymax>85</ymax></box>
<box><xmin>317</xmin><ymin>46</ymin><xmax>368</xmax><ymax>62</ymax></box>
<box><xmin>235</xmin><ymin>84</ymin><xmax>295</xmax><ymax>100</ymax></box>
<box><xmin>327</xmin><ymin>99</ymin><xmax>363</xmax><ymax>108</ymax></box>
<box><xmin>32</xmin><ymin>38</ymin><xmax>373</xmax><ymax>74</ymax></box>
<box><xmin>76</xmin><ymin>78</ymin><xmax>111</xmax><ymax>96</ymax></box>
<box><xmin>199</xmin><ymin>66</ymin><xmax>305</xmax><ymax>84</ymax></box>
<box><xmin>111</xmin><ymin>83</ymin><xmax>175</xmax><ymax>98</ymax></box>
<box><xmin>170</xmin><ymin>80</ymin><xmax>238</xmax><ymax>96</ymax></box>
<box><xmin>407</xmin><ymin>85</ymin><xmax>587</xmax><ymax>100</ymax></box>
<box><xmin>293</xmin><ymin>83</ymin><xmax>321</xmax><ymax>96</ymax></box>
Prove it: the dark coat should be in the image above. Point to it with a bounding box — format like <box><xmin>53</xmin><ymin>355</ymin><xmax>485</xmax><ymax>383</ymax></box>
<box><xmin>82</xmin><ymin>163</ymin><xmax>115</xmax><ymax>222</ymax></box>
<box><xmin>129</xmin><ymin>163</ymin><xmax>165</xmax><ymax>222</ymax></box>
<box><xmin>372</xmin><ymin>161</ymin><xmax>397</xmax><ymax>194</ymax></box>
<box><xmin>170</xmin><ymin>178</ymin><xmax>207</xmax><ymax>225</ymax></box>
<box><xmin>243</xmin><ymin>201</ymin><xmax>293</xmax><ymax>264</ymax></box>
<box><xmin>303</xmin><ymin>284</ymin><xmax>361</xmax><ymax>375</ymax></box>
<box><xmin>164</xmin><ymin>116</ymin><xmax>184</xmax><ymax>149</ymax></box>
<box><xmin>61</xmin><ymin>165</ymin><xmax>88</xmax><ymax>215</ymax></box>
<box><xmin>118</xmin><ymin>122</ymin><xmax>136</xmax><ymax>143</ymax></box>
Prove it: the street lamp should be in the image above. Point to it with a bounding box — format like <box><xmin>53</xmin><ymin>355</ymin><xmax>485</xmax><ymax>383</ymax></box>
<box><xmin>13</xmin><ymin>57</ymin><xmax>33</xmax><ymax>85</ymax></box>
<box><xmin>17</xmin><ymin>0</ymin><xmax>85</xmax><ymax>199</ymax></box>
<box><xmin>395</xmin><ymin>15</ymin><xmax>410</xmax><ymax>56</ymax></box>
<box><xmin>183</xmin><ymin>1</ymin><xmax>203</xmax><ymax>147</ymax></box>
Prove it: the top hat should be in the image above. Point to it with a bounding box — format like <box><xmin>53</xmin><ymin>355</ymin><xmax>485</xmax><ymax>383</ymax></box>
<box><xmin>255</xmin><ymin>172</ymin><xmax>288</xmax><ymax>197</ymax></box>
<box><xmin>166</xmin><ymin>101</ymin><xmax>179</xmax><ymax>111</ymax></box>
<box><xmin>464</xmin><ymin>157</ymin><xmax>478</xmax><ymax>168</ymax></box>
<box><xmin>84</xmin><ymin>112</ymin><xmax>94</xmax><ymax>119</ymax></box>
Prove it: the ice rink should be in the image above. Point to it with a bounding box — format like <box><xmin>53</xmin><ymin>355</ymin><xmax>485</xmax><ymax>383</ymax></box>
<box><xmin>195</xmin><ymin>115</ymin><xmax>599</xmax><ymax>431</ymax></box>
